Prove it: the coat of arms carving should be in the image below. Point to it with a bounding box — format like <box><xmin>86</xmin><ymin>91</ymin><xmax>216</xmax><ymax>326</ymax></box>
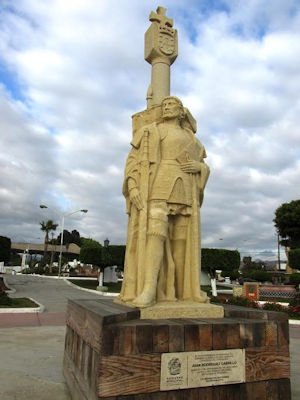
<box><xmin>159</xmin><ymin>26</ymin><xmax>175</xmax><ymax>56</ymax></box>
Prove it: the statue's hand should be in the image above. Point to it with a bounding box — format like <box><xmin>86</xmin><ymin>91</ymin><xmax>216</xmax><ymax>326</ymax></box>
<box><xmin>180</xmin><ymin>160</ymin><xmax>202</xmax><ymax>174</ymax></box>
<box><xmin>129</xmin><ymin>188</ymin><xmax>144</xmax><ymax>210</ymax></box>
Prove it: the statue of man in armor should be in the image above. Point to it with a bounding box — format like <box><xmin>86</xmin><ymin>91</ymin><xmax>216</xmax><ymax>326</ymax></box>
<box><xmin>118</xmin><ymin>96</ymin><xmax>210</xmax><ymax>308</ymax></box>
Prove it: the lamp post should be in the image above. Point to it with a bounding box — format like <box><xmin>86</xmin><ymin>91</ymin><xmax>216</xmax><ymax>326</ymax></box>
<box><xmin>40</xmin><ymin>205</ymin><xmax>88</xmax><ymax>277</ymax></box>
<box><xmin>21</xmin><ymin>248</ymin><xmax>29</xmax><ymax>271</ymax></box>
<box><xmin>97</xmin><ymin>238</ymin><xmax>109</xmax><ymax>291</ymax></box>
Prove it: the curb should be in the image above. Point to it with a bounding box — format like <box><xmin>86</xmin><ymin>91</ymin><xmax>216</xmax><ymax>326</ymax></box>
<box><xmin>17</xmin><ymin>273</ymin><xmax>62</xmax><ymax>279</ymax></box>
<box><xmin>289</xmin><ymin>319</ymin><xmax>300</xmax><ymax>325</ymax></box>
<box><xmin>63</xmin><ymin>278</ymin><xmax>119</xmax><ymax>297</ymax></box>
<box><xmin>3</xmin><ymin>276</ymin><xmax>16</xmax><ymax>294</ymax></box>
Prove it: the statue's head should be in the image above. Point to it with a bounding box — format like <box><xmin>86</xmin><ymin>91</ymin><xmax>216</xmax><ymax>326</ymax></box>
<box><xmin>161</xmin><ymin>96</ymin><xmax>185</xmax><ymax>121</ymax></box>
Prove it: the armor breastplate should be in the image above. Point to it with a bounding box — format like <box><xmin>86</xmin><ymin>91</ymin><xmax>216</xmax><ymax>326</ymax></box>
<box><xmin>160</xmin><ymin>126</ymin><xmax>192</xmax><ymax>160</ymax></box>
<box><xmin>149</xmin><ymin>126</ymin><xmax>194</xmax><ymax>205</ymax></box>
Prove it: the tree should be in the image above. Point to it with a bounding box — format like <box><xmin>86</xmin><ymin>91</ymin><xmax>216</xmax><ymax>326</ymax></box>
<box><xmin>248</xmin><ymin>270</ymin><xmax>270</xmax><ymax>282</ymax></box>
<box><xmin>70</xmin><ymin>230</ymin><xmax>81</xmax><ymax>247</ymax></box>
<box><xmin>201</xmin><ymin>248</ymin><xmax>240</xmax><ymax>296</ymax></box>
<box><xmin>0</xmin><ymin>236</ymin><xmax>11</xmax><ymax>263</ymax></box>
<box><xmin>57</xmin><ymin>229</ymin><xmax>81</xmax><ymax>247</ymax></box>
<box><xmin>289</xmin><ymin>273</ymin><xmax>300</xmax><ymax>284</ymax></box>
<box><xmin>40</xmin><ymin>220</ymin><xmax>58</xmax><ymax>257</ymax></box>
<box><xmin>221</xmin><ymin>269</ymin><xmax>240</xmax><ymax>280</ymax></box>
<box><xmin>274</xmin><ymin>200</ymin><xmax>300</xmax><ymax>249</ymax></box>
<box><xmin>242</xmin><ymin>257</ymin><xmax>265</xmax><ymax>271</ymax></box>
<box><xmin>201</xmin><ymin>248</ymin><xmax>240</xmax><ymax>277</ymax></box>
<box><xmin>100</xmin><ymin>246</ymin><xmax>113</xmax><ymax>269</ymax></box>
<box><xmin>289</xmin><ymin>249</ymin><xmax>300</xmax><ymax>270</ymax></box>
<box><xmin>101</xmin><ymin>245</ymin><xmax>126</xmax><ymax>269</ymax></box>
<box><xmin>79</xmin><ymin>239</ymin><xmax>102</xmax><ymax>266</ymax></box>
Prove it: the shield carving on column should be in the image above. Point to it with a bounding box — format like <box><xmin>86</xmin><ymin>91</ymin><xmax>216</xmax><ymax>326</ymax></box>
<box><xmin>158</xmin><ymin>27</ymin><xmax>175</xmax><ymax>56</ymax></box>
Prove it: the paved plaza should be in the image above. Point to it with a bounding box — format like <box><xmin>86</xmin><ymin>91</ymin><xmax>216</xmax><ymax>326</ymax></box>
<box><xmin>5</xmin><ymin>274</ymin><xmax>102</xmax><ymax>312</ymax></box>
<box><xmin>0</xmin><ymin>275</ymin><xmax>299</xmax><ymax>399</ymax></box>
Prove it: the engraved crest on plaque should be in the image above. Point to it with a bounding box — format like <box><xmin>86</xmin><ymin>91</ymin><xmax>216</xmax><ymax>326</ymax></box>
<box><xmin>168</xmin><ymin>358</ymin><xmax>181</xmax><ymax>375</ymax></box>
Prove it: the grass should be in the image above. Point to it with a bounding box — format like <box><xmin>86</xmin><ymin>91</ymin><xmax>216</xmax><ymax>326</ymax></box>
<box><xmin>69</xmin><ymin>279</ymin><xmax>122</xmax><ymax>293</ymax></box>
<box><xmin>69</xmin><ymin>279</ymin><xmax>98</xmax><ymax>290</ymax></box>
<box><xmin>0</xmin><ymin>297</ymin><xmax>39</xmax><ymax>308</ymax></box>
<box><xmin>105</xmin><ymin>282</ymin><xmax>122</xmax><ymax>292</ymax></box>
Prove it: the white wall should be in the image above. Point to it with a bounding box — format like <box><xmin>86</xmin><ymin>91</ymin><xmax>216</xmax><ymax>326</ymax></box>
<box><xmin>104</xmin><ymin>266</ymin><xmax>118</xmax><ymax>283</ymax></box>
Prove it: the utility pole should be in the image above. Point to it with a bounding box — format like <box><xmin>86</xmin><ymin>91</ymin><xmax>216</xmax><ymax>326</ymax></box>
<box><xmin>277</xmin><ymin>232</ymin><xmax>281</xmax><ymax>271</ymax></box>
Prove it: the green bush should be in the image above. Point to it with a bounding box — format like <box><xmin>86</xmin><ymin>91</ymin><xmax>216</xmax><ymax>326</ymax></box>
<box><xmin>0</xmin><ymin>289</ymin><xmax>12</xmax><ymax>305</ymax></box>
<box><xmin>289</xmin><ymin>273</ymin><xmax>300</xmax><ymax>284</ymax></box>
<box><xmin>35</xmin><ymin>264</ymin><xmax>46</xmax><ymax>274</ymax></box>
<box><xmin>262</xmin><ymin>302</ymin><xmax>287</xmax><ymax>312</ymax></box>
<box><xmin>211</xmin><ymin>294</ymin><xmax>300</xmax><ymax>319</ymax></box>
<box><xmin>289</xmin><ymin>293</ymin><xmax>300</xmax><ymax>307</ymax></box>
<box><xmin>80</xmin><ymin>240</ymin><xmax>102</xmax><ymax>266</ymax></box>
<box><xmin>288</xmin><ymin>304</ymin><xmax>300</xmax><ymax>319</ymax></box>
<box><xmin>289</xmin><ymin>249</ymin><xmax>300</xmax><ymax>269</ymax></box>
<box><xmin>0</xmin><ymin>236</ymin><xmax>11</xmax><ymax>263</ymax></box>
<box><xmin>8</xmin><ymin>253</ymin><xmax>22</xmax><ymax>266</ymax></box>
<box><xmin>109</xmin><ymin>245</ymin><xmax>126</xmax><ymax>269</ymax></box>
<box><xmin>247</xmin><ymin>270</ymin><xmax>270</xmax><ymax>282</ymax></box>
<box><xmin>44</xmin><ymin>266</ymin><xmax>59</xmax><ymax>275</ymax></box>
<box><xmin>226</xmin><ymin>296</ymin><xmax>260</xmax><ymax>308</ymax></box>
<box><xmin>210</xmin><ymin>295</ymin><xmax>259</xmax><ymax>309</ymax></box>
<box><xmin>221</xmin><ymin>269</ymin><xmax>240</xmax><ymax>280</ymax></box>
<box><xmin>202</xmin><ymin>248</ymin><xmax>240</xmax><ymax>276</ymax></box>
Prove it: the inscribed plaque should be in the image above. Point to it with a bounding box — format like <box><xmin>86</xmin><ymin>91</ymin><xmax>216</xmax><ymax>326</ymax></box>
<box><xmin>160</xmin><ymin>349</ymin><xmax>245</xmax><ymax>391</ymax></box>
<box><xmin>188</xmin><ymin>349</ymin><xmax>245</xmax><ymax>387</ymax></box>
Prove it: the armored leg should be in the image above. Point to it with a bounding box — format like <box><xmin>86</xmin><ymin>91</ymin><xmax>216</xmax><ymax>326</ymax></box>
<box><xmin>132</xmin><ymin>201</ymin><xmax>168</xmax><ymax>308</ymax></box>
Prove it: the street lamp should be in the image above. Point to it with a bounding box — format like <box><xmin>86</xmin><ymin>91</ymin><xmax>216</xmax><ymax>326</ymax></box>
<box><xmin>40</xmin><ymin>204</ymin><xmax>88</xmax><ymax>277</ymax></box>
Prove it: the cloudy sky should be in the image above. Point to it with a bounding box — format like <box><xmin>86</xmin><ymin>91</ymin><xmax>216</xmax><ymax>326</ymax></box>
<box><xmin>1</xmin><ymin>0</ymin><xmax>299</xmax><ymax>260</ymax></box>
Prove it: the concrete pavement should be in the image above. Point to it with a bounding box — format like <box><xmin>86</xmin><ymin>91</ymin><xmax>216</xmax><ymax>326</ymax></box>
<box><xmin>0</xmin><ymin>326</ymin><xmax>71</xmax><ymax>400</ymax></box>
<box><xmin>4</xmin><ymin>274</ymin><xmax>103</xmax><ymax>312</ymax></box>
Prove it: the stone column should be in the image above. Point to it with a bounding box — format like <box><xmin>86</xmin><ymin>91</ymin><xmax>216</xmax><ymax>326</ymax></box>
<box><xmin>145</xmin><ymin>7</ymin><xmax>178</xmax><ymax>108</ymax></box>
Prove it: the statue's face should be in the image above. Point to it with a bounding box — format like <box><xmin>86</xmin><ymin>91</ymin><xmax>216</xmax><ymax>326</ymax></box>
<box><xmin>162</xmin><ymin>99</ymin><xmax>182</xmax><ymax>120</ymax></box>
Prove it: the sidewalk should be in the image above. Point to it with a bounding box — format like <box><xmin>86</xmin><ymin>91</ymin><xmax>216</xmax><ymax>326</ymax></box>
<box><xmin>0</xmin><ymin>325</ymin><xmax>71</xmax><ymax>400</ymax></box>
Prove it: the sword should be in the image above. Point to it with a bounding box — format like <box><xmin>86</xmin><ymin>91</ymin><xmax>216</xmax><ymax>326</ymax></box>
<box><xmin>137</xmin><ymin>128</ymin><xmax>150</xmax><ymax>295</ymax></box>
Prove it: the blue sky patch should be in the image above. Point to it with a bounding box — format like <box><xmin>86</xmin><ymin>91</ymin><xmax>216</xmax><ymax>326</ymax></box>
<box><xmin>0</xmin><ymin>61</ymin><xmax>25</xmax><ymax>101</ymax></box>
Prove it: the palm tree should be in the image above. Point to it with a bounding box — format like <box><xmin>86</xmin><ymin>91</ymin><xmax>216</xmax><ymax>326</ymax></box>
<box><xmin>40</xmin><ymin>220</ymin><xmax>58</xmax><ymax>258</ymax></box>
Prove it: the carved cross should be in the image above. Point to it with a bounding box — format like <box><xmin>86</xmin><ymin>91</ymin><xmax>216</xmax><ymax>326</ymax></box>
<box><xmin>149</xmin><ymin>6</ymin><xmax>173</xmax><ymax>27</ymax></box>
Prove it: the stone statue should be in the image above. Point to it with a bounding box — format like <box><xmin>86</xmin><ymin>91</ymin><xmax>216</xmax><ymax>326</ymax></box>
<box><xmin>118</xmin><ymin>95</ymin><xmax>210</xmax><ymax>308</ymax></box>
<box><xmin>116</xmin><ymin>7</ymin><xmax>212</xmax><ymax>312</ymax></box>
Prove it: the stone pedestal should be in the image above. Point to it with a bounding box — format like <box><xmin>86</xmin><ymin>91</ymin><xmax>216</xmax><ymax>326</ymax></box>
<box><xmin>140</xmin><ymin>301</ymin><xmax>224</xmax><ymax>319</ymax></box>
<box><xmin>63</xmin><ymin>298</ymin><xmax>291</xmax><ymax>399</ymax></box>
